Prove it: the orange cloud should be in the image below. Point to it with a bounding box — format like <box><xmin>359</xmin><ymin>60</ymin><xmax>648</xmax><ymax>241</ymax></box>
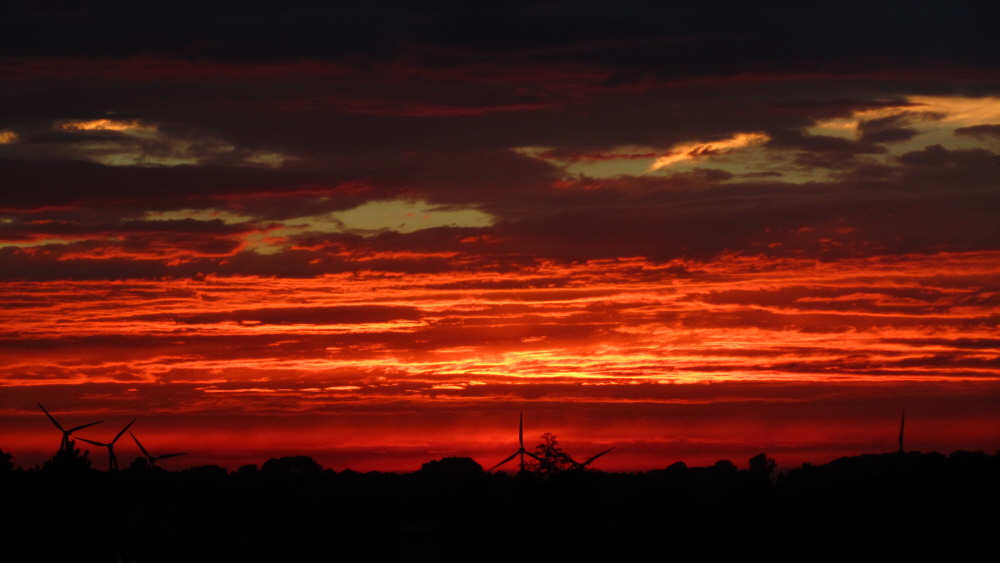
<box><xmin>649</xmin><ymin>132</ymin><xmax>770</xmax><ymax>170</ymax></box>
<box><xmin>59</xmin><ymin>119</ymin><xmax>153</xmax><ymax>132</ymax></box>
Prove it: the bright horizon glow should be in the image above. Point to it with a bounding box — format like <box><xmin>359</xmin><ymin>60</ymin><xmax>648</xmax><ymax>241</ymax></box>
<box><xmin>2</xmin><ymin>252</ymin><xmax>998</xmax><ymax>471</ymax></box>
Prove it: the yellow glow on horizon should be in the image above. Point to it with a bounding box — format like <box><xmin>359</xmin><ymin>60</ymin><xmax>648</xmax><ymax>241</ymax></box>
<box><xmin>0</xmin><ymin>131</ymin><xmax>18</xmax><ymax>144</ymax></box>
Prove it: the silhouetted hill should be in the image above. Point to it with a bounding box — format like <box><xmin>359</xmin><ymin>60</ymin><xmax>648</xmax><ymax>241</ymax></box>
<box><xmin>2</xmin><ymin>450</ymin><xmax>996</xmax><ymax>561</ymax></box>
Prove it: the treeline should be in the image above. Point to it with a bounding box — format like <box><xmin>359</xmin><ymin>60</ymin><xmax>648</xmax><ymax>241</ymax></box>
<box><xmin>2</xmin><ymin>449</ymin><xmax>997</xmax><ymax>561</ymax></box>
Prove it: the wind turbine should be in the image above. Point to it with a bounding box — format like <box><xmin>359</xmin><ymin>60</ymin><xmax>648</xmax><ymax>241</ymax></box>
<box><xmin>130</xmin><ymin>431</ymin><xmax>186</xmax><ymax>468</ymax></box>
<box><xmin>898</xmin><ymin>410</ymin><xmax>905</xmax><ymax>453</ymax></box>
<box><xmin>561</xmin><ymin>447</ymin><xmax>615</xmax><ymax>471</ymax></box>
<box><xmin>76</xmin><ymin>419</ymin><xmax>136</xmax><ymax>471</ymax></box>
<box><xmin>38</xmin><ymin>403</ymin><xmax>103</xmax><ymax>452</ymax></box>
<box><xmin>488</xmin><ymin>412</ymin><xmax>543</xmax><ymax>473</ymax></box>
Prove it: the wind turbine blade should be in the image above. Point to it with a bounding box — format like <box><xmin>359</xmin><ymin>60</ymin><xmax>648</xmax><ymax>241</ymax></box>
<box><xmin>130</xmin><ymin>432</ymin><xmax>151</xmax><ymax>458</ymax></box>
<box><xmin>519</xmin><ymin>412</ymin><xmax>523</xmax><ymax>448</ymax></box>
<box><xmin>75</xmin><ymin>437</ymin><xmax>108</xmax><ymax>447</ymax></box>
<box><xmin>112</xmin><ymin>419</ymin><xmax>137</xmax><ymax>444</ymax></box>
<box><xmin>582</xmin><ymin>447</ymin><xmax>614</xmax><ymax>466</ymax></box>
<box><xmin>559</xmin><ymin>451</ymin><xmax>583</xmax><ymax>469</ymax></box>
<box><xmin>488</xmin><ymin>452</ymin><xmax>520</xmax><ymax>472</ymax></box>
<box><xmin>38</xmin><ymin>403</ymin><xmax>65</xmax><ymax>432</ymax></box>
<box><xmin>68</xmin><ymin>420</ymin><xmax>103</xmax><ymax>433</ymax></box>
<box><xmin>525</xmin><ymin>451</ymin><xmax>544</xmax><ymax>463</ymax></box>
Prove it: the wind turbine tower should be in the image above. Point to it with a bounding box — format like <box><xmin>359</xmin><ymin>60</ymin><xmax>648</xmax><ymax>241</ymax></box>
<box><xmin>562</xmin><ymin>447</ymin><xmax>615</xmax><ymax>471</ymax></box>
<box><xmin>38</xmin><ymin>403</ymin><xmax>103</xmax><ymax>453</ymax></box>
<box><xmin>488</xmin><ymin>413</ymin><xmax>543</xmax><ymax>474</ymax></box>
<box><xmin>898</xmin><ymin>410</ymin><xmax>905</xmax><ymax>453</ymax></box>
<box><xmin>76</xmin><ymin>419</ymin><xmax>136</xmax><ymax>471</ymax></box>
<box><xmin>130</xmin><ymin>432</ymin><xmax>187</xmax><ymax>469</ymax></box>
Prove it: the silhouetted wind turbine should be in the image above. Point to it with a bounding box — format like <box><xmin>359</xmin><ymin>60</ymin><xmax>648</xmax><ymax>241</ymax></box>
<box><xmin>76</xmin><ymin>419</ymin><xmax>136</xmax><ymax>471</ymax></box>
<box><xmin>898</xmin><ymin>410</ymin><xmax>905</xmax><ymax>453</ymax></box>
<box><xmin>488</xmin><ymin>413</ymin><xmax>543</xmax><ymax>473</ymax></box>
<box><xmin>130</xmin><ymin>431</ymin><xmax>186</xmax><ymax>468</ymax></box>
<box><xmin>38</xmin><ymin>403</ymin><xmax>103</xmax><ymax>453</ymax></box>
<box><xmin>562</xmin><ymin>447</ymin><xmax>615</xmax><ymax>471</ymax></box>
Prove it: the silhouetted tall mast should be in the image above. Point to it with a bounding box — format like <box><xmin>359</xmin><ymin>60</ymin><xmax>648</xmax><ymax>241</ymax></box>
<box><xmin>76</xmin><ymin>418</ymin><xmax>136</xmax><ymax>471</ymax></box>
<box><xmin>38</xmin><ymin>403</ymin><xmax>103</xmax><ymax>453</ymax></box>
<box><xmin>130</xmin><ymin>431</ymin><xmax>186</xmax><ymax>468</ymax></box>
<box><xmin>488</xmin><ymin>412</ymin><xmax>543</xmax><ymax>473</ymax></box>
<box><xmin>561</xmin><ymin>447</ymin><xmax>615</xmax><ymax>471</ymax></box>
<box><xmin>898</xmin><ymin>410</ymin><xmax>905</xmax><ymax>453</ymax></box>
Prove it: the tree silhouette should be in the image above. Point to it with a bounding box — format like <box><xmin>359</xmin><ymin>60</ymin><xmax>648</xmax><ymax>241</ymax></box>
<box><xmin>749</xmin><ymin>453</ymin><xmax>777</xmax><ymax>479</ymax></box>
<box><xmin>0</xmin><ymin>448</ymin><xmax>12</xmax><ymax>472</ymax></box>
<box><xmin>713</xmin><ymin>459</ymin><xmax>738</xmax><ymax>473</ymax></box>
<box><xmin>127</xmin><ymin>455</ymin><xmax>149</xmax><ymax>472</ymax></box>
<box><xmin>418</xmin><ymin>456</ymin><xmax>484</xmax><ymax>482</ymax></box>
<box><xmin>528</xmin><ymin>433</ymin><xmax>575</xmax><ymax>476</ymax></box>
<box><xmin>261</xmin><ymin>456</ymin><xmax>323</xmax><ymax>476</ymax></box>
<box><xmin>41</xmin><ymin>442</ymin><xmax>91</xmax><ymax>473</ymax></box>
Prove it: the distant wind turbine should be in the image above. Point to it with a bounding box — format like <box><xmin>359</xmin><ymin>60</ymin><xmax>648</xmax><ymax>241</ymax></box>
<box><xmin>130</xmin><ymin>432</ymin><xmax>186</xmax><ymax>468</ymax></box>
<box><xmin>562</xmin><ymin>447</ymin><xmax>615</xmax><ymax>471</ymax></box>
<box><xmin>488</xmin><ymin>413</ymin><xmax>543</xmax><ymax>473</ymax></box>
<box><xmin>76</xmin><ymin>419</ymin><xmax>136</xmax><ymax>471</ymax></box>
<box><xmin>898</xmin><ymin>410</ymin><xmax>905</xmax><ymax>453</ymax></box>
<box><xmin>38</xmin><ymin>403</ymin><xmax>103</xmax><ymax>453</ymax></box>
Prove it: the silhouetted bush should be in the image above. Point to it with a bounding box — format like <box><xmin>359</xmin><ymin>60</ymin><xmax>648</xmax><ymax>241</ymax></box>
<box><xmin>183</xmin><ymin>464</ymin><xmax>229</xmax><ymax>479</ymax></box>
<box><xmin>713</xmin><ymin>459</ymin><xmax>737</xmax><ymax>472</ymax></box>
<box><xmin>416</xmin><ymin>456</ymin><xmax>484</xmax><ymax>483</ymax></box>
<box><xmin>235</xmin><ymin>463</ymin><xmax>259</xmax><ymax>478</ymax></box>
<box><xmin>41</xmin><ymin>443</ymin><xmax>91</xmax><ymax>474</ymax></box>
<box><xmin>261</xmin><ymin>455</ymin><xmax>323</xmax><ymax>476</ymax></box>
<box><xmin>749</xmin><ymin>452</ymin><xmax>777</xmax><ymax>479</ymax></box>
<box><xmin>127</xmin><ymin>455</ymin><xmax>149</xmax><ymax>472</ymax></box>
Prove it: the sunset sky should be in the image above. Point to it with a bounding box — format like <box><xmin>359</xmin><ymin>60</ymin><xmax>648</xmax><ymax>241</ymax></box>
<box><xmin>2</xmin><ymin>2</ymin><xmax>999</xmax><ymax>472</ymax></box>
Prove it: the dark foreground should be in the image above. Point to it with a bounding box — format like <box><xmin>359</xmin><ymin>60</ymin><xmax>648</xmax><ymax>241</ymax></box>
<box><xmin>3</xmin><ymin>450</ymin><xmax>998</xmax><ymax>562</ymax></box>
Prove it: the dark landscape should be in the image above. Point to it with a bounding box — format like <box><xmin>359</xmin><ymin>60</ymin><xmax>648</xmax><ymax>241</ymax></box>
<box><xmin>3</xmin><ymin>441</ymin><xmax>997</xmax><ymax>562</ymax></box>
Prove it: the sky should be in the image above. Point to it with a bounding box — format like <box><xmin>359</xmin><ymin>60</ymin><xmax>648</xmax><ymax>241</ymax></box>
<box><xmin>2</xmin><ymin>1</ymin><xmax>999</xmax><ymax>472</ymax></box>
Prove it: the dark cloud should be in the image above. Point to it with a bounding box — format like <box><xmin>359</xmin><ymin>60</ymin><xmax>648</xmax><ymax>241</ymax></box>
<box><xmin>0</xmin><ymin>217</ymin><xmax>253</xmax><ymax>239</ymax></box>
<box><xmin>131</xmin><ymin>305</ymin><xmax>423</xmax><ymax>325</ymax></box>
<box><xmin>769</xmin><ymin>99</ymin><xmax>915</xmax><ymax>120</ymax></box>
<box><xmin>425</xmin><ymin>277</ymin><xmax>571</xmax><ymax>290</ymax></box>
<box><xmin>4</xmin><ymin>146</ymin><xmax>1000</xmax><ymax>280</ymax></box>
<box><xmin>857</xmin><ymin>115</ymin><xmax>918</xmax><ymax>144</ymax></box>
<box><xmin>766</xmin><ymin>129</ymin><xmax>885</xmax><ymax>156</ymax></box>
<box><xmin>954</xmin><ymin>124</ymin><xmax>1000</xmax><ymax>139</ymax></box>
<box><xmin>897</xmin><ymin>144</ymin><xmax>999</xmax><ymax>167</ymax></box>
<box><xmin>0</xmin><ymin>159</ymin><xmax>325</xmax><ymax>209</ymax></box>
